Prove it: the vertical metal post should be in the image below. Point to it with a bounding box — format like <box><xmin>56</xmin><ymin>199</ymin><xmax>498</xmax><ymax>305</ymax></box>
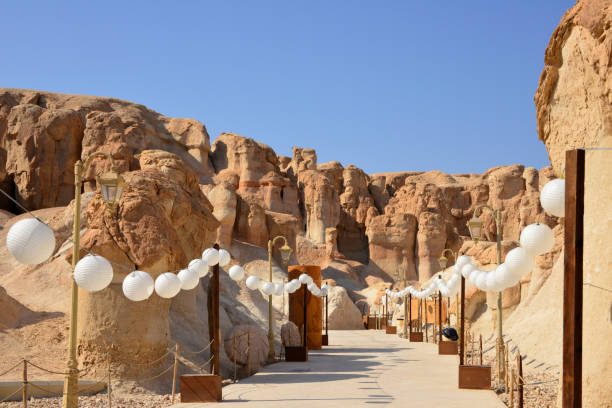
<box><xmin>63</xmin><ymin>161</ymin><xmax>82</xmax><ymax>408</ymax></box>
<box><xmin>563</xmin><ymin>149</ymin><xmax>584</xmax><ymax>408</ymax></box>
<box><xmin>403</xmin><ymin>294</ymin><xmax>408</xmax><ymax>338</ymax></box>
<box><xmin>212</xmin><ymin>243</ymin><xmax>220</xmax><ymax>375</ymax></box>
<box><xmin>517</xmin><ymin>350</ymin><xmax>524</xmax><ymax>408</ymax></box>
<box><xmin>303</xmin><ymin>283</ymin><xmax>308</xmax><ymax>348</ymax></box>
<box><xmin>459</xmin><ymin>276</ymin><xmax>465</xmax><ymax>366</ymax></box>
<box><xmin>325</xmin><ymin>295</ymin><xmax>328</xmax><ymax>337</ymax></box>
<box><xmin>495</xmin><ymin>209</ymin><xmax>505</xmax><ymax>386</ymax></box>
<box><xmin>267</xmin><ymin>240</ymin><xmax>275</xmax><ymax>361</ymax></box>
<box><xmin>438</xmin><ymin>292</ymin><xmax>442</xmax><ymax>344</ymax></box>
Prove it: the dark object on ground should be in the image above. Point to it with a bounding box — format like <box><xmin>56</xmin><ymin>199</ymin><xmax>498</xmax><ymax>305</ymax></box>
<box><xmin>443</xmin><ymin>327</ymin><xmax>458</xmax><ymax>341</ymax></box>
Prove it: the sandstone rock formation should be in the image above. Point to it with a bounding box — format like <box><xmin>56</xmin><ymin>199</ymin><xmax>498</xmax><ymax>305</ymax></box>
<box><xmin>535</xmin><ymin>0</ymin><xmax>612</xmax><ymax>174</ymax></box>
<box><xmin>0</xmin><ymin>85</ymin><xmax>568</xmax><ymax>396</ymax></box>
<box><xmin>535</xmin><ymin>2</ymin><xmax>612</xmax><ymax>405</ymax></box>
<box><xmin>0</xmin><ymin>88</ymin><xmax>214</xmax><ymax>212</ymax></box>
<box><xmin>326</xmin><ymin>284</ymin><xmax>364</xmax><ymax>330</ymax></box>
<box><xmin>223</xmin><ymin>325</ymin><xmax>269</xmax><ymax>370</ymax></box>
<box><xmin>280</xmin><ymin>321</ymin><xmax>301</xmax><ymax>347</ymax></box>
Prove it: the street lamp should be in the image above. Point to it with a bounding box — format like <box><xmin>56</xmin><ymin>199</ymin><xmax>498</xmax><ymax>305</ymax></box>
<box><xmin>267</xmin><ymin>235</ymin><xmax>292</xmax><ymax>362</ymax></box>
<box><xmin>467</xmin><ymin>204</ymin><xmax>505</xmax><ymax>388</ymax></box>
<box><xmin>439</xmin><ymin>249</ymin><xmax>458</xmax><ymax>337</ymax></box>
<box><xmin>63</xmin><ymin>152</ymin><xmax>125</xmax><ymax>408</ymax></box>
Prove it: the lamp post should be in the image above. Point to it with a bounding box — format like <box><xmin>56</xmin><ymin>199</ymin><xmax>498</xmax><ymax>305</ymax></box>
<box><xmin>439</xmin><ymin>249</ymin><xmax>459</xmax><ymax>337</ymax></box>
<box><xmin>467</xmin><ymin>204</ymin><xmax>505</xmax><ymax>386</ymax></box>
<box><xmin>267</xmin><ymin>235</ymin><xmax>292</xmax><ymax>362</ymax></box>
<box><xmin>63</xmin><ymin>152</ymin><xmax>125</xmax><ymax>408</ymax></box>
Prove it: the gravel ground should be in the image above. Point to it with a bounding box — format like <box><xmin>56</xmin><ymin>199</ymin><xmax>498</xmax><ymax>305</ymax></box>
<box><xmin>2</xmin><ymin>394</ymin><xmax>174</xmax><ymax>407</ymax></box>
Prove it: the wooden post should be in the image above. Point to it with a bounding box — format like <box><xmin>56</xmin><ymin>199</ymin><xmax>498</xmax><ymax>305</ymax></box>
<box><xmin>424</xmin><ymin>299</ymin><xmax>429</xmax><ymax>342</ymax></box>
<box><xmin>385</xmin><ymin>293</ymin><xmax>388</xmax><ymax>327</ymax></box>
<box><xmin>22</xmin><ymin>360</ymin><xmax>27</xmax><ymax>408</ymax></box>
<box><xmin>325</xmin><ymin>295</ymin><xmax>329</xmax><ymax>337</ymax></box>
<box><xmin>171</xmin><ymin>344</ymin><xmax>179</xmax><ymax>404</ymax></box>
<box><xmin>510</xmin><ymin>368</ymin><xmax>515</xmax><ymax>407</ymax></box>
<box><xmin>563</xmin><ymin>149</ymin><xmax>584</xmax><ymax>408</ymax></box>
<box><xmin>212</xmin><ymin>243</ymin><xmax>220</xmax><ymax>375</ymax></box>
<box><xmin>517</xmin><ymin>350</ymin><xmax>524</xmax><ymax>408</ymax></box>
<box><xmin>107</xmin><ymin>354</ymin><xmax>112</xmax><ymax>408</ymax></box>
<box><xmin>434</xmin><ymin>295</ymin><xmax>437</xmax><ymax>344</ymax></box>
<box><xmin>437</xmin><ymin>292</ymin><xmax>442</xmax><ymax>344</ymax></box>
<box><xmin>459</xmin><ymin>276</ymin><xmax>465</xmax><ymax>366</ymax></box>
<box><xmin>505</xmin><ymin>346</ymin><xmax>509</xmax><ymax>392</ymax></box>
<box><xmin>408</xmin><ymin>294</ymin><xmax>412</xmax><ymax>336</ymax></box>
<box><xmin>479</xmin><ymin>334</ymin><xmax>483</xmax><ymax>365</ymax></box>
<box><xmin>303</xmin><ymin>283</ymin><xmax>308</xmax><ymax>347</ymax></box>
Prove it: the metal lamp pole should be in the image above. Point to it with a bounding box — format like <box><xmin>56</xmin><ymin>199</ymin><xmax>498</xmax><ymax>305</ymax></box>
<box><xmin>63</xmin><ymin>152</ymin><xmax>125</xmax><ymax>408</ymax></box>
<box><xmin>467</xmin><ymin>204</ymin><xmax>505</xmax><ymax>386</ymax></box>
<box><xmin>267</xmin><ymin>236</ymin><xmax>292</xmax><ymax>362</ymax></box>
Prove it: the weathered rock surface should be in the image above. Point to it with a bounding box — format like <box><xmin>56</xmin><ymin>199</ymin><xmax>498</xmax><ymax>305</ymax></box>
<box><xmin>535</xmin><ymin>3</ymin><xmax>612</xmax><ymax>405</ymax></box>
<box><xmin>0</xmin><ymin>88</ymin><xmax>214</xmax><ymax>212</ymax></box>
<box><xmin>326</xmin><ymin>284</ymin><xmax>364</xmax><ymax>330</ymax></box>
<box><xmin>223</xmin><ymin>325</ymin><xmax>269</xmax><ymax>369</ymax></box>
<box><xmin>535</xmin><ymin>0</ymin><xmax>612</xmax><ymax>174</ymax></box>
<box><xmin>280</xmin><ymin>321</ymin><xmax>301</xmax><ymax>346</ymax></box>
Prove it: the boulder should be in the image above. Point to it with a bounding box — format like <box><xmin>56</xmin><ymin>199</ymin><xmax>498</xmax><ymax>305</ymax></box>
<box><xmin>280</xmin><ymin>321</ymin><xmax>301</xmax><ymax>347</ymax></box>
<box><xmin>326</xmin><ymin>285</ymin><xmax>363</xmax><ymax>330</ymax></box>
<box><xmin>223</xmin><ymin>325</ymin><xmax>269</xmax><ymax>369</ymax></box>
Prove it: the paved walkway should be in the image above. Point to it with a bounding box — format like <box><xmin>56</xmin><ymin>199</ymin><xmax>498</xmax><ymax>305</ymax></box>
<box><xmin>170</xmin><ymin>330</ymin><xmax>504</xmax><ymax>408</ymax></box>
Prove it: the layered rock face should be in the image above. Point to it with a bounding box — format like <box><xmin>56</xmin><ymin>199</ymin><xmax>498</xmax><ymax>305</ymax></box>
<box><xmin>0</xmin><ymin>88</ymin><xmax>214</xmax><ymax>212</ymax></box>
<box><xmin>535</xmin><ymin>0</ymin><xmax>612</xmax><ymax>173</ymax></box>
<box><xmin>535</xmin><ymin>1</ymin><xmax>612</xmax><ymax>405</ymax></box>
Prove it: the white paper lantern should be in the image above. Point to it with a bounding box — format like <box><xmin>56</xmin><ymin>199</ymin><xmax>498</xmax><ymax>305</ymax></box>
<box><xmin>202</xmin><ymin>248</ymin><xmax>219</xmax><ymax>266</ymax></box>
<box><xmin>540</xmin><ymin>179</ymin><xmax>565</xmax><ymax>218</ymax></box>
<box><xmin>274</xmin><ymin>283</ymin><xmax>283</xmax><ymax>296</ymax></box>
<box><xmin>520</xmin><ymin>223</ymin><xmax>554</xmax><ymax>256</ymax></box>
<box><xmin>178</xmin><ymin>268</ymin><xmax>199</xmax><ymax>290</ymax></box>
<box><xmin>261</xmin><ymin>281</ymin><xmax>275</xmax><ymax>296</ymax></box>
<box><xmin>218</xmin><ymin>249</ymin><xmax>231</xmax><ymax>267</ymax></box>
<box><xmin>476</xmin><ymin>271</ymin><xmax>489</xmax><ymax>291</ymax></box>
<box><xmin>494</xmin><ymin>263</ymin><xmax>520</xmax><ymax>289</ymax></box>
<box><xmin>307</xmin><ymin>282</ymin><xmax>318</xmax><ymax>292</ymax></box>
<box><xmin>299</xmin><ymin>273</ymin><xmax>311</xmax><ymax>284</ymax></box>
<box><xmin>469</xmin><ymin>269</ymin><xmax>482</xmax><ymax>286</ymax></box>
<box><xmin>486</xmin><ymin>269</ymin><xmax>500</xmax><ymax>292</ymax></box>
<box><xmin>321</xmin><ymin>287</ymin><xmax>328</xmax><ymax>297</ymax></box>
<box><xmin>123</xmin><ymin>270</ymin><xmax>154</xmax><ymax>301</ymax></box>
<box><xmin>285</xmin><ymin>282</ymin><xmax>295</xmax><ymax>293</ymax></box>
<box><xmin>229</xmin><ymin>265</ymin><xmax>246</xmax><ymax>281</ymax></box>
<box><xmin>155</xmin><ymin>273</ymin><xmax>182</xmax><ymax>298</ymax></box>
<box><xmin>246</xmin><ymin>275</ymin><xmax>261</xmax><ymax>290</ymax></box>
<box><xmin>188</xmin><ymin>259</ymin><xmax>208</xmax><ymax>278</ymax></box>
<box><xmin>461</xmin><ymin>263</ymin><xmax>477</xmax><ymax>279</ymax></box>
<box><xmin>454</xmin><ymin>255</ymin><xmax>472</xmax><ymax>274</ymax></box>
<box><xmin>6</xmin><ymin>218</ymin><xmax>56</xmax><ymax>265</ymax></box>
<box><xmin>505</xmin><ymin>247</ymin><xmax>535</xmax><ymax>278</ymax></box>
<box><xmin>74</xmin><ymin>255</ymin><xmax>113</xmax><ymax>292</ymax></box>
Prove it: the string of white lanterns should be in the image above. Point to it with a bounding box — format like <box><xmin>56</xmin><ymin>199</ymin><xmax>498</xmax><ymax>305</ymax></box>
<box><xmin>227</xmin><ymin>265</ymin><xmax>329</xmax><ymax>298</ymax></box>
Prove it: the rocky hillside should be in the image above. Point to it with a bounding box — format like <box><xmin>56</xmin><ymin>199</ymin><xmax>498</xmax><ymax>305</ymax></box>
<box><xmin>0</xmin><ymin>86</ymin><xmax>565</xmax><ymax>387</ymax></box>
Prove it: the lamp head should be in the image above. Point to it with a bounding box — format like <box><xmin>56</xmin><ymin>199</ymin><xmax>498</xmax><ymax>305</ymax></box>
<box><xmin>438</xmin><ymin>255</ymin><xmax>448</xmax><ymax>270</ymax></box>
<box><xmin>467</xmin><ymin>214</ymin><xmax>484</xmax><ymax>243</ymax></box>
<box><xmin>279</xmin><ymin>243</ymin><xmax>292</xmax><ymax>265</ymax></box>
<box><xmin>97</xmin><ymin>167</ymin><xmax>125</xmax><ymax>212</ymax></box>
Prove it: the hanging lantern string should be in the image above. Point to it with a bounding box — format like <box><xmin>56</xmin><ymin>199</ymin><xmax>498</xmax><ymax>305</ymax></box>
<box><xmin>0</xmin><ymin>187</ymin><xmax>46</xmax><ymax>224</ymax></box>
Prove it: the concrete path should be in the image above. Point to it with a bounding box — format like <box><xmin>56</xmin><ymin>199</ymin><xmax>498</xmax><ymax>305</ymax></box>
<box><xmin>170</xmin><ymin>330</ymin><xmax>505</xmax><ymax>408</ymax></box>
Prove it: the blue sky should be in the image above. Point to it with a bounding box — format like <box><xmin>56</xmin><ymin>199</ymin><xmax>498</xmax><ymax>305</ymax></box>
<box><xmin>1</xmin><ymin>1</ymin><xmax>574</xmax><ymax>174</ymax></box>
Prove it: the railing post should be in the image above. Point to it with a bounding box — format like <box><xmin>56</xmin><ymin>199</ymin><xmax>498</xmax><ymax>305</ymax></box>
<box><xmin>22</xmin><ymin>360</ymin><xmax>27</xmax><ymax>408</ymax></box>
<box><xmin>171</xmin><ymin>344</ymin><xmax>179</xmax><ymax>404</ymax></box>
<box><xmin>517</xmin><ymin>350</ymin><xmax>523</xmax><ymax>408</ymax></box>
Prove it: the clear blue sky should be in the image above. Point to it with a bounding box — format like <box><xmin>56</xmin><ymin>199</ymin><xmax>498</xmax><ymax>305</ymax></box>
<box><xmin>1</xmin><ymin>1</ymin><xmax>575</xmax><ymax>175</ymax></box>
